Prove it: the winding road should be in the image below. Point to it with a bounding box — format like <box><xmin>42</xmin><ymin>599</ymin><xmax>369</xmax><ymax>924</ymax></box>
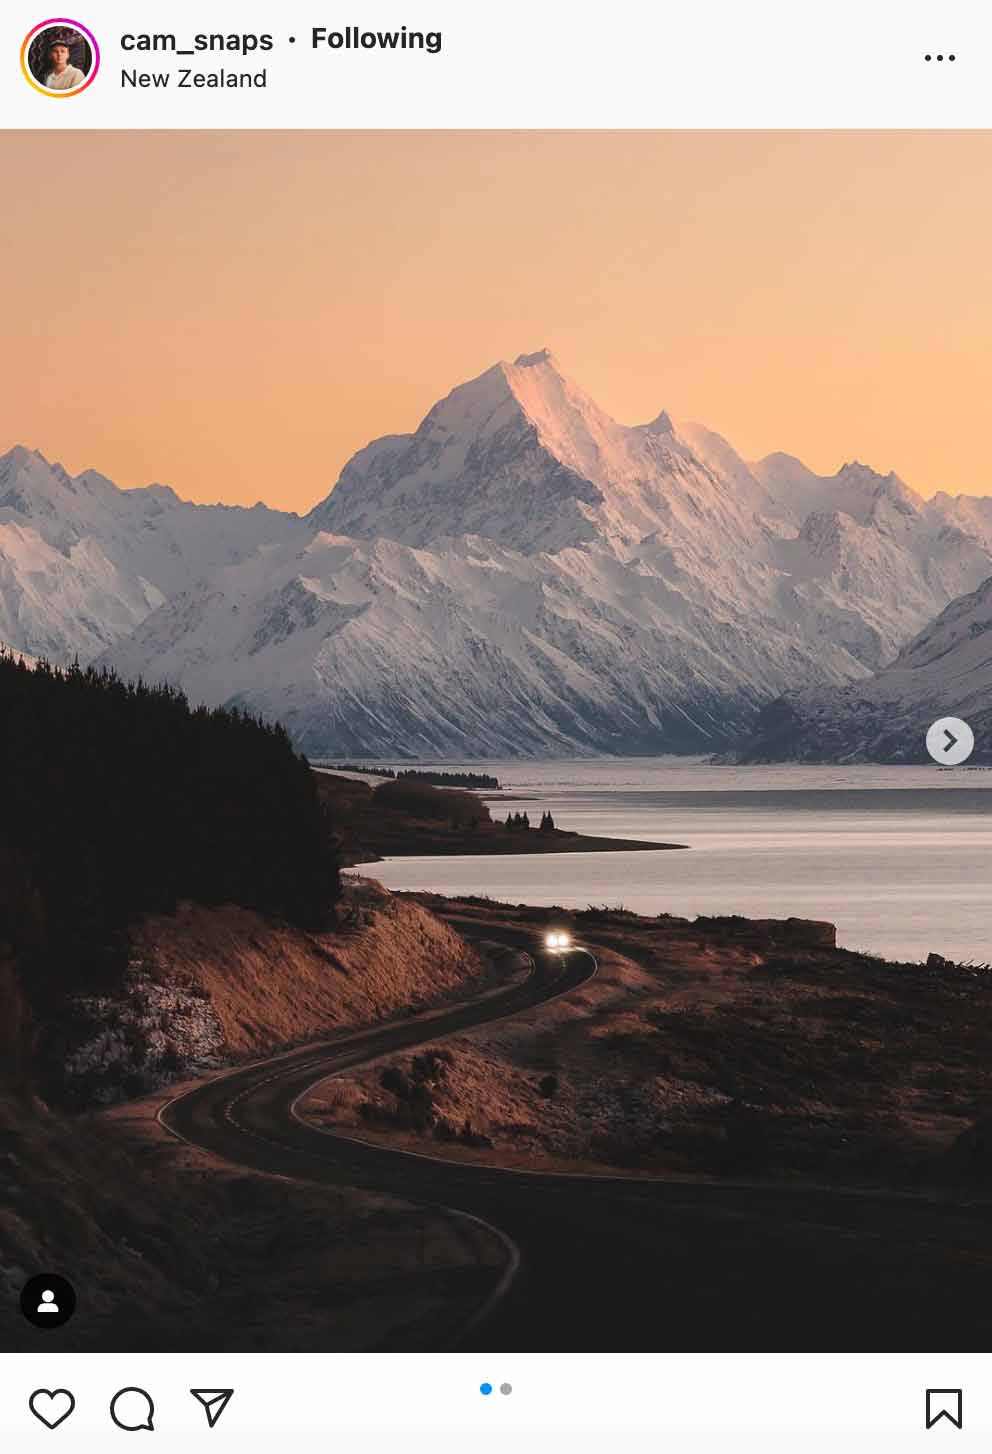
<box><xmin>161</xmin><ymin>935</ymin><xmax>992</xmax><ymax>1351</ymax></box>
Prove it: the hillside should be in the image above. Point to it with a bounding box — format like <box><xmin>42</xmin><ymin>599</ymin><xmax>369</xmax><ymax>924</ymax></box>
<box><xmin>37</xmin><ymin>878</ymin><xmax>490</xmax><ymax>1106</ymax></box>
<box><xmin>0</xmin><ymin>1081</ymin><xmax>506</xmax><ymax>1353</ymax></box>
<box><xmin>734</xmin><ymin>576</ymin><xmax>992</xmax><ymax>763</ymax></box>
<box><xmin>304</xmin><ymin>894</ymin><xmax>992</xmax><ymax>1189</ymax></box>
<box><xmin>0</xmin><ymin>647</ymin><xmax>514</xmax><ymax>1349</ymax></box>
<box><xmin>0</xmin><ymin>880</ymin><xmax>504</xmax><ymax>1352</ymax></box>
<box><xmin>0</xmin><ymin>654</ymin><xmax>341</xmax><ymax>1106</ymax></box>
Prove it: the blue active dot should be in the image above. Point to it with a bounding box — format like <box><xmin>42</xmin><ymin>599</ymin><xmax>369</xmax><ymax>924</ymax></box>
<box><xmin>480</xmin><ymin>1383</ymin><xmax>493</xmax><ymax>1396</ymax></box>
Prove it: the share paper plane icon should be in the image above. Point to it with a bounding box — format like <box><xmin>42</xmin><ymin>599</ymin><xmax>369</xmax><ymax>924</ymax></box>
<box><xmin>190</xmin><ymin>1389</ymin><xmax>235</xmax><ymax>1428</ymax></box>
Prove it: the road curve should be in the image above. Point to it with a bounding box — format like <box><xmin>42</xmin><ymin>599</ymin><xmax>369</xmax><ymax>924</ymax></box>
<box><xmin>160</xmin><ymin>942</ymin><xmax>595</xmax><ymax>1344</ymax></box>
<box><xmin>161</xmin><ymin>940</ymin><xmax>992</xmax><ymax>1352</ymax></box>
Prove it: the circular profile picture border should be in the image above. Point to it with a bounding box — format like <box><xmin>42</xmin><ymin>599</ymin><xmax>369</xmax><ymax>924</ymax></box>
<box><xmin>21</xmin><ymin>17</ymin><xmax>100</xmax><ymax>97</ymax></box>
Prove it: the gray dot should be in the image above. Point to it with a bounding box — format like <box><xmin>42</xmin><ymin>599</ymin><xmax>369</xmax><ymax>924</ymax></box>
<box><xmin>500</xmin><ymin>1383</ymin><xmax>512</xmax><ymax>1396</ymax></box>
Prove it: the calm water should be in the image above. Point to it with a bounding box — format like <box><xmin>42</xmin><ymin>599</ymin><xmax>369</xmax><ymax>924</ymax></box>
<box><xmin>351</xmin><ymin>760</ymin><xmax>992</xmax><ymax>963</ymax></box>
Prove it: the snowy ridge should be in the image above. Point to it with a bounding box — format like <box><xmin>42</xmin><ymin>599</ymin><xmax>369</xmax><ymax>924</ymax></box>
<box><xmin>734</xmin><ymin>576</ymin><xmax>992</xmax><ymax>764</ymax></box>
<box><xmin>104</xmin><ymin>528</ymin><xmax>866</xmax><ymax>758</ymax></box>
<box><xmin>0</xmin><ymin>446</ymin><xmax>304</xmax><ymax>660</ymax></box>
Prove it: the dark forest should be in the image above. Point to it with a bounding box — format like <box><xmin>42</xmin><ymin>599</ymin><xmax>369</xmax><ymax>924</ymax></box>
<box><xmin>0</xmin><ymin>655</ymin><xmax>340</xmax><ymax>995</ymax></box>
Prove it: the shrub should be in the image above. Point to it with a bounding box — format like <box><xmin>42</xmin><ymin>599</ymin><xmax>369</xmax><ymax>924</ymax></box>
<box><xmin>379</xmin><ymin>1066</ymin><xmax>412</xmax><ymax>1099</ymax></box>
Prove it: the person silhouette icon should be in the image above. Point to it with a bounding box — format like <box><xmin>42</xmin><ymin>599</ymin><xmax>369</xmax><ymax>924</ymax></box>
<box><xmin>20</xmin><ymin>1274</ymin><xmax>75</xmax><ymax>1329</ymax></box>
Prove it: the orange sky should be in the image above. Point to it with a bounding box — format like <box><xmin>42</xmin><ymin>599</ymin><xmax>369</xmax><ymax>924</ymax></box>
<box><xmin>1</xmin><ymin>130</ymin><xmax>990</xmax><ymax>512</ymax></box>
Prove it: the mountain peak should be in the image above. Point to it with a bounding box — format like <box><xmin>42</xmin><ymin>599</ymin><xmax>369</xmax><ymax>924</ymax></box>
<box><xmin>642</xmin><ymin>410</ymin><xmax>674</xmax><ymax>435</ymax></box>
<box><xmin>0</xmin><ymin>444</ymin><xmax>58</xmax><ymax>487</ymax></box>
<box><xmin>400</xmin><ymin>348</ymin><xmax>620</xmax><ymax>481</ymax></box>
<box><xmin>836</xmin><ymin>459</ymin><xmax>890</xmax><ymax>486</ymax></box>
<box><xmin>307</xmin><ymin>351</ymin><xmax>793</xmax><ymax>558</ymax></box>
<box><xmin>0</xmin><ymin>444</ymin><xmax>41</xmax><ymax>468</ymax></box>
<box><xmin>512</xmin><ymin>348</ymin><xmax>557</xmax><ymax>369</ymax></box>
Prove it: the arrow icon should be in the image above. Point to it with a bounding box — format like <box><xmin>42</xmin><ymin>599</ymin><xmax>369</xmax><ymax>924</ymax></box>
<box><xmin>190</xmin><ymin>1389</ymin><xmax>234</xmax><ymax>1429</ymax></box>
<box><xmin>926</xmin><ymin>717</ymin><xmax>975</xmax><ymax>767</ymax></box>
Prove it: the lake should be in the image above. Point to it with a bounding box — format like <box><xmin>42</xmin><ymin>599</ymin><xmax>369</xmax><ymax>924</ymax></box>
<box><xmin>351</xmin><ymin>760</ymin><xmax>992</xmax><ymax>963</ymax></box>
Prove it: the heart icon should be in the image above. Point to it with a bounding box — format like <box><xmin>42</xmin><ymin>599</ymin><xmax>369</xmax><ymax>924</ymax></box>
<box><xmin>29</xmin><ymin>1389</ymin><xmax>76</xmax><ymax>1430</ymax></box>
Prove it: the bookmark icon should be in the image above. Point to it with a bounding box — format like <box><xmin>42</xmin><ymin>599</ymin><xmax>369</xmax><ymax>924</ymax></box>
<box><xmin>926</xmin><ymin>1390</ymin><xmax>963</xmax><ymax>1430</ymax></box>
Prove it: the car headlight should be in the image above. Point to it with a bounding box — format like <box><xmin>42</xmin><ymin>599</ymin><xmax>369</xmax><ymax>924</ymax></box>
<box><xmin>545</xmin><ymin>931</ymin><xmax>571</xmax><ymax>950</ymax></box>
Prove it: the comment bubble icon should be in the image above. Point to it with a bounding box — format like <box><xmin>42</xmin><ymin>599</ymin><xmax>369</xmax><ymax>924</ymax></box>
<box><xmin>110</xmin><ymin>1387</ymin><xmax>156</xmax><ymax>1432</ymax></box>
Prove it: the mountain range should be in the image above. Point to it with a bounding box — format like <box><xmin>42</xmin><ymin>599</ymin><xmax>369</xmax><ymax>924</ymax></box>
<box><xmin>0</xmin><ymin>445</ymin><xmax>303</xmax><ymax>662</ymax></box>
<box><xmin>3</xmin><ymin>349</ymin><xmax>990</xmax><ymax>758</ymax></box>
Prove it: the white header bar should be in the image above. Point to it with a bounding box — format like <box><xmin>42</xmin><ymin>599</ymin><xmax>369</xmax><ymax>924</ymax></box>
<box><xmin>2</xmin><ymin>0</ymin><xmax>991</xmax><ymax>129</ymax></box>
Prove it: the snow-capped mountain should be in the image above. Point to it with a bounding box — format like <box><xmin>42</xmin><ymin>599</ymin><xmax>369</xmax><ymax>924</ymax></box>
<box><xmin>733</xmin><ymin>576</ymin><xmax>992</xmax><ymax>764</ymax></box>
<box><xmin>0</xmin><ymin>446</ymin><xmax>304</xmax><ymax>661</ymax></box>
<box><xmin>752</xmin><ymin>452</ymin><xmax>992</xmax><ymax>659</ymax></box>
<box><xmin>95</xmin><ymin>350</ymin><xmax>992</xmax><ymax>758</ymax></box>
<box><xmin>310</xmin><ymin>351</ymin><xmax>992</xmax><ymax>673</ymax></box>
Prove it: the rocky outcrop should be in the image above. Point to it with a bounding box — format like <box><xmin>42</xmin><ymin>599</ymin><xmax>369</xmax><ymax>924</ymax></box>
<box><xmin>57</xmin><ymin>962</ymin><xmax>226</xmax><ymax>1105</ymax></box>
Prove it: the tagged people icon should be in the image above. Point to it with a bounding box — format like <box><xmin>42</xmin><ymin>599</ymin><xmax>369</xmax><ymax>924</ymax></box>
<box><xmin>19</xmin><ymin>1273</ymin><xmax>76</xmax><ymax>1330</ymax></box>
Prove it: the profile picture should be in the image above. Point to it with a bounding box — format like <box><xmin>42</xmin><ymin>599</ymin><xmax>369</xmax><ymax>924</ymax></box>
<box><xmin>21</xmin><ymin>19</ymin><xmax>99</xmax><ymax>96</ymax></box>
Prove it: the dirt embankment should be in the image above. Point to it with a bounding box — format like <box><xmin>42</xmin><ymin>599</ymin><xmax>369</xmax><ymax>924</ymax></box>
<box><xmin>38</xmin><ymin>878</ymin><xmax>488</xmax><ymax>1106</ymax></box>
<box><xmin>301</xmin><ymin>895</ymin><xmax>992</xmax><ymax>1190</ymax></box>
<box><xmin>131</xmin><ymin>877</ymin><xmax>485</xmax><ymax>1057</ymax></box>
